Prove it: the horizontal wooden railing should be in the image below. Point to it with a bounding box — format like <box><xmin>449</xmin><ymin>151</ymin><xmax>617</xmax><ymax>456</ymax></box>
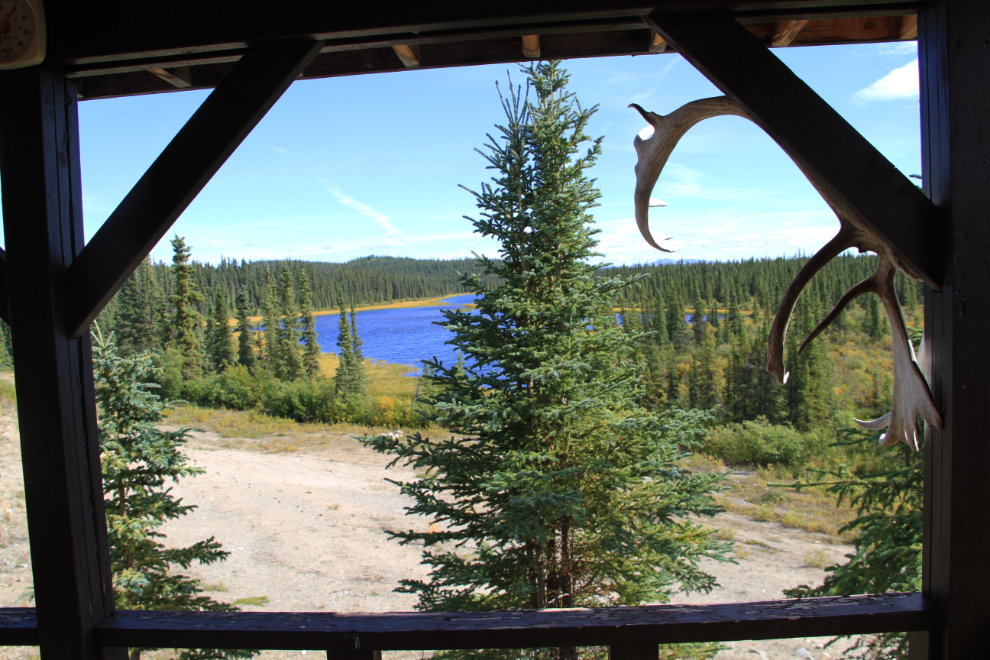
<box><xmin>0</xmin><ymin>593</ymin><xmax>937</xmax><ymax>653</ymax></box>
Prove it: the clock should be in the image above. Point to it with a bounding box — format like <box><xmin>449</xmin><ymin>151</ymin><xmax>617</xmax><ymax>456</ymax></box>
<box><xmin>0</xmin><ymin>0</ymin><xmax>45</xmax><ymax>69</ymax></box>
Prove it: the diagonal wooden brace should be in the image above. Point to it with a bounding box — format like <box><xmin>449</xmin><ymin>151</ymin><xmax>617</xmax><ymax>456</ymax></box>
<box><xmin>63</xmin><ymin>39</ymin><xmax>325</xmax><ymax>339</ymax></box>
<box><xmin>644</xmin><ymin>11</ymin><xmax>942</xmax><ymax>290</ymax></box>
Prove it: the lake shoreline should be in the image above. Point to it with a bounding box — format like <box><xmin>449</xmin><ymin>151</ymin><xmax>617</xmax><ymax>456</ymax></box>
<box><xmin>244</xmin><ymin>294</ymin><xmax>475</xmax><ymax>324</ymax></box>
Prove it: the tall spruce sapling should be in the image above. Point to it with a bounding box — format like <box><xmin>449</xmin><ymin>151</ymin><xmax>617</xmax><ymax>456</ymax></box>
<box><xmin>298</xmin><ymin>271</ymin><xmax>322</xmax><ymax>378</ymax></box>
<box><xmin>364</xmin><ymin>63</ymin><xmax>729</xmax><ymax>659</ymax></box>
<box><xmin>235</xmin><ymin>289</ymin><xmax>257</xmax><ymax>370</ymax></box>
<box><xmin>207</xmin><ymin>284</ymin><xmax>236</xmax><ymax>372</ymax></box>
<box><xmin>276</xmin><ymin>264</ymin><xmax>303</xmax><ymax>381</ymax></box>
<box><xmin>168</xmin><ymin>235</ymin><xmax>205</xmax><ymax>380</ymax></box>
<box><xmin>92</xmin><ymin>326</ymin><xmax>253</xmax><ymax>660</ymax></box>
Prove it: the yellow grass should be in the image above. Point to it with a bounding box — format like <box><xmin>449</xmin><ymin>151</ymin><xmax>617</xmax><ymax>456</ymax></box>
<box><xmin>683</xmin><ymin>453</ymin><xmax>856</xmax><ymax>542</ymax></box>
<box><xmin>232</xmin><ymin>295</ymin><xmax>476</xmax><ymax>325</ymax></box>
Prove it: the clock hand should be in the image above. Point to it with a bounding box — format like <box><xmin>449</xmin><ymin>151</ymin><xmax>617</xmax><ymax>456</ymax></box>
<box><xmin>0</xmin><ymin>2</ymin><xmax>18</xmax><ymax>34</ymax></box>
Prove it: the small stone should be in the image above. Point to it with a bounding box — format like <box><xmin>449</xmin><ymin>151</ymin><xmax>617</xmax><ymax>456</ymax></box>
<box><xmin>795</xmin><ymin>649</ymin><xmax>809</xmax><ymax>657</ymax></box>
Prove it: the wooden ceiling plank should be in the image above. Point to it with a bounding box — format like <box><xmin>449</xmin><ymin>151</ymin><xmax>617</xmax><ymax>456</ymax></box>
<box><xmin>645</xmin><ymin>11</ymin><xmax>941</xmax><ymax>289</ymax></box>
<box><xmin>62</xmin><ymin>40</ymin><xmax>325</xmax><ymax>339</ymax></box>
<box><xmin>770</xmin><ymin>19</ymin><xmax>809</xmax><ymax>46</ymax></box>
<box><xmin>899</xmin><ymin>14</ymin><xmax>918</xmax><ymax>40</ymax></box>
<box><xmin>148</xmin><ymin>66</ymin><xmax>193</xmax><ymax>88</ymax></box>
<box><xmin>522</xmin><ymin>34</ymin><xmax>541</xmax><ymax>58</ymax></box>
<box><xmin>391</xmin><ymin>44</ymin><xmax>421</xmax><ymax>67</ymax></box>
<box><xmin>649</xmin><ymin>32</ymin><xmax>667</xmax><ymax>53</ymax></box>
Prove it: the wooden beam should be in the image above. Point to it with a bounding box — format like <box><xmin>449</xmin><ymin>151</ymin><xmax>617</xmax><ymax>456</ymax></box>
<box><xmin>770</xmin><ymin>19</ymin><xmax>809</xmax><ymax>46</ymax></box>
<box><xmin>148</xmin><ymin>66</ymin><xmax>193</xmax><ymax>88</ymax></box>
<box><xmin>0</xmin><ymin>608</ymin><xmax>38</xmax><ymax>646</ymax></box>
<box><xmin>919</xmin><ymin>1</ymin><xmax>990</xmax><ymax>657</ymax></box>
<box><xmin>899</xmin><ymin>14</ymin><xmax>918</xmax><ymax>40</ymax></box>
<box><xmin>521</xmin><ymin>34</ymin><xmax>541</xmax><ymax>57</ymax></box>
<box><xmin>62</xmin><ymin>39</ymin><xmax>324</xmax><ymax>339</ymax></box>
<box><xmin>0</xmin><ymin>68</ymin><xmax>125</xmax><ymax>660</ymax></box>
<box><xmin>649</xmin><ymin>32</ymin><xmax>667</xmax><ymax>53</ymax></box>
<box><xmin>645</xmin><ymin>11</ymin><xmax>942</xmax><ymax>289</ymax></box>
<box><xmin>92</xmin><ymin>593</ymin><xmax>936</xmax><ymax>651</ymax></box>
<box><xmin>391</xmin><ymin>44</ymin><xmax>421</xmax><ymax>67</ymax></box>
<box><xmin>0</xmin><ymin>248</ymin><xmax>9</xmax><ymax>326</ymax></box>
<box><xmin>42</xmin><ymin>1</ymin><xmax>929</xmax><ymax>69</ymax></box>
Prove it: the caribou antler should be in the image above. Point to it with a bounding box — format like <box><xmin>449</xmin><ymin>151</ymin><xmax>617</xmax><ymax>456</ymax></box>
<box><xmin>631</xmin><ymin>96</ymin><xmax>942</xmax><ymax>450</ymax></box>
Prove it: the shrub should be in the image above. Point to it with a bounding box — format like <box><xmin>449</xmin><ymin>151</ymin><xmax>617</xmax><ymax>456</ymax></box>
<box><xmin>701</xmin><ymin>417</ymin><xmax>827</xmax><ymax>468</ymax></box>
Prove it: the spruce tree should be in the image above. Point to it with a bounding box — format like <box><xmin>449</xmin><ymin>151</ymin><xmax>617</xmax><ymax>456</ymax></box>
<box><xmin>298</xmin><ymin>271</ymin><xmax>322</xmax><ymax>379</ymax></box>
<box><xmin>276</xmin><ymin>264</ymin><xmax>302</xmax><ymax>381</ymax></box>
<box><xmin>364</xmin><ymin>64</ymin><xmax>727</xmax><ymax>657</ymax></box>
<box><xmin>333</xmin><ymin>291</ymin><xmax>358</xmax><ymax>398</ymax></box>
<box><xmin>92</xmin><ymin>326</ymin><xmax>252</xmax><ymax>660</ymax></box>
<box><xmin>261</xmin><ymin>269</ymin><xmax>279</xmax><ymax>369</ymax></box>
<box><xmin>235</xmin><ymin>289</ymin><xmax>256</xmax><ymax>370</ymax></box>
<box><xmin>207</xmin><ymin>285</ymin><xmax>235</xmax><ymax>372</ymax></box>
<box><xmin>168</xmin><ymin>236</ymin><xmax>205</xmax><ymax>380</ymax></box>
<box><xmin>116</xmin><ymin>260</ymin><xmax>160</xmax><ymax>356</ymax></box>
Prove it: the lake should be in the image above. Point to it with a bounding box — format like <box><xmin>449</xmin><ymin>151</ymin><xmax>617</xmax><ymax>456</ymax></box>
<box><xmin>311</xmin><ymin>296</ymin><xmax>728</xmax><ymax>376</ymax></box>
<box><xmin>313</xmin><ymin>294</ymin><xmax>476</xmax><ymax>375</ymax></box>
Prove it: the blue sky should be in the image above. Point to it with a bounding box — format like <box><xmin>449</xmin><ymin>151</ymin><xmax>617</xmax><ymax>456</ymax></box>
<box><xmin>3</xmin><ymin>41</ymin><xmax>921</xmax><ymax>266</ymax></box>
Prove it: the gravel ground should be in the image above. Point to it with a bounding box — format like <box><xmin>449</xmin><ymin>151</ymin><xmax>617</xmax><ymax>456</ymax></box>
<box><xmin>0</xmin><ymin>416</ymin><xmax>862</xmax><ymax>659</ymax></box>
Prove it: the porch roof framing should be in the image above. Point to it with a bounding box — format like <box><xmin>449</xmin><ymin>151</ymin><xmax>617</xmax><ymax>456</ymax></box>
<box><xmin>0</xmin><ymin>1</ymin><xmax>985</xmax><ymax>658</ymax></box>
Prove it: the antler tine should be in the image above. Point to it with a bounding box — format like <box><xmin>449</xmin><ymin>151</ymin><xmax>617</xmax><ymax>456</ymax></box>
<box><xmin>630</xmin><ymin>97</ymin><xmax>748</xmax><ymax>252</ymax></box>
<box><xmin>766</xmin><ymin>227</ymin><xmax>855</xmax><ymax>382</ymax></box>
<box><xmin>798</xmin><ymin>276</ymin><xmax>877</xmax><ymax>356</ymax></box>
<box><xmin>852</xmin><ymin>257</ymin><xmax>942</xmax><ymax>450</ymax></box>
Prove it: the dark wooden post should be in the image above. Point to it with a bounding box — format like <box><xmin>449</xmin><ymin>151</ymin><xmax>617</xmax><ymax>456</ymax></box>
<box><xmin>609</xmin><ymin>645</ymin><xmax>657</xmax><ymax>660</ymax></box>
<box><xmin>0</xmin><ymin>68</ymin><xmax>124</xmax><ymax>659</ymax></box>
<box><xmin>918</xmin><ymin>0</ymin><xmax>990</xmax><ymax>658</ymax></box>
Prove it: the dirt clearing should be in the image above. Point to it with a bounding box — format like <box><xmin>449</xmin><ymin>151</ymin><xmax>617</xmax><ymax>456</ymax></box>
<box><xmin>0</xmin><ymin>414</ymin><xmax>861</xmax><ymax>659</ymax></box>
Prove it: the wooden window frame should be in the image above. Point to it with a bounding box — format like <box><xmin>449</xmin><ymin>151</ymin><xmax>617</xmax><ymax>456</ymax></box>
<box><xmin>0</xmin><ymin>2</ymin><xmax>986</xmax><ymax>658</ymax></box>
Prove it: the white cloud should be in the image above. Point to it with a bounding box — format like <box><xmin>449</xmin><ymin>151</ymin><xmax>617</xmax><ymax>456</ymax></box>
<box><xmin>853</xmin><ymin>59</ymin><xmax>919</xmax><ymax>103</ymax></box>
<box><xmin>325</xmin><ymin>185</ymin><xmax>402</xmax><ymax>238</ymax></box>
<box><xmin>272</xmin><ymin>146</ymin><xmax>289</xmax><ymax>154</ymax></box>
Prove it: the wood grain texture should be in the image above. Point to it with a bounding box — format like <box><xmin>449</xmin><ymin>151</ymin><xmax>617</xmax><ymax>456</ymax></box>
<box><xmin>0</xmin><ymin>608</ymin><xmax>38</xmax><ymax>646</ymax></box>
<box><xmin>42</xmin><ymin>1</ymin><xmax>927</xmax><ymax>68</ymax></box>
<box><xmin>0</xmin><ymin>68</ymin><xmax>124</xmax><ymax>660</ymax></box>
<box><xmin>91</xmin><ymin>594</ymin><xmax>936</xmax><ymax>651</ymax></box>
<box><xmin>918</xmin><ymin>1</ymin><xmax>990</xmax><ymax>657</ymax></box>
<box><xmin>62</xmin><ymin>41</ymin><xmax>323</xmax><ymax>338</ymax></box>
<box><xmin>646</xmin><ymin>10</ymin><xmax>942</xmax><ymax>290</ymax></box>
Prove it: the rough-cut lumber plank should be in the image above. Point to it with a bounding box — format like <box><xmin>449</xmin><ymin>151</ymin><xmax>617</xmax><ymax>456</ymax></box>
<box><xmin>899</xmin><ymin>14</ymin><xmax>918</xmax><ymax>40</ymax></box>
<box><xmin>93</xmin><ymin>593</ymin><xmax>936</xmax><ymax>651</ymax></box>
<box><xmin>148</xmin><ymin>66</ymin><xmax>193</xmax><ymax>88</ymax></box>
<box><xmin>521</xmin><ymin>34</ymin><xmax>541</xmax><ymax>57</ymax></box>
<box><xmin>62</xmin><ymin>40</ymin><xmax>324</xmax><ymax>339</ymax></box>
<box><xmin>645</xmin><ymin>11</ymin><xmax>941</xmax><ymax>290</ymax></box>
<box><xmin>0</xmin><ymin>69</ymin><xmax>125</xmax><ymax>660</ymax></box>
<box><xmin>770</xmin><ymin>19</ymin><xmax>809</xmax><ymax>46</ymax></box>
<box><xmin>649</xmin><ymin>32</ymin><xmax>667</xmax><ymax>53</ymax></box>
<box><xmin>918</xmin><ymin>1</ymin><xmax>990</xmax><ymax>657</ymax></box>
<box><xmin>0</xmin><ymin>608</ymin><xmax>38</xmax><ymax>646</ymax></box>
<box><xmin>42</xmin><ymin>1</ymin><xmax>927</xmax><ymax>68</ymax></box>
<box><xmin>391</xmin><ymin>45</ymin><xmax>421</xmax><ymax>67</ymax></box>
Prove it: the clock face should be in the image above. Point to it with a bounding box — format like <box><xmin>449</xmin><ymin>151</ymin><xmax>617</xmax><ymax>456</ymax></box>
<box><xmin>0</xmin><ymin>1</ymin><xmax>37</xmax><ymax>64</ymax></box>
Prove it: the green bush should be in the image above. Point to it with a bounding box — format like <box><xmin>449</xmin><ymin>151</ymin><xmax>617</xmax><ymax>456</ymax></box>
<box><xmin>260</xmin><ymin>377</ymin><xmax>342</xmax><ymax>423</ymax></box>
<box><xmin>184</xmin><ymin>365</ymin><xmax>264</xmax><ymax>410</ymax></box>
<box><xmin>151</xmin><ymin>347</ymin><xmax>184</xmax><ymax>400</ymax></box>
<box><xmin>701</xmin><ymin>417</ymin><xmax>827</xmax><ymax>468</ymax></box>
